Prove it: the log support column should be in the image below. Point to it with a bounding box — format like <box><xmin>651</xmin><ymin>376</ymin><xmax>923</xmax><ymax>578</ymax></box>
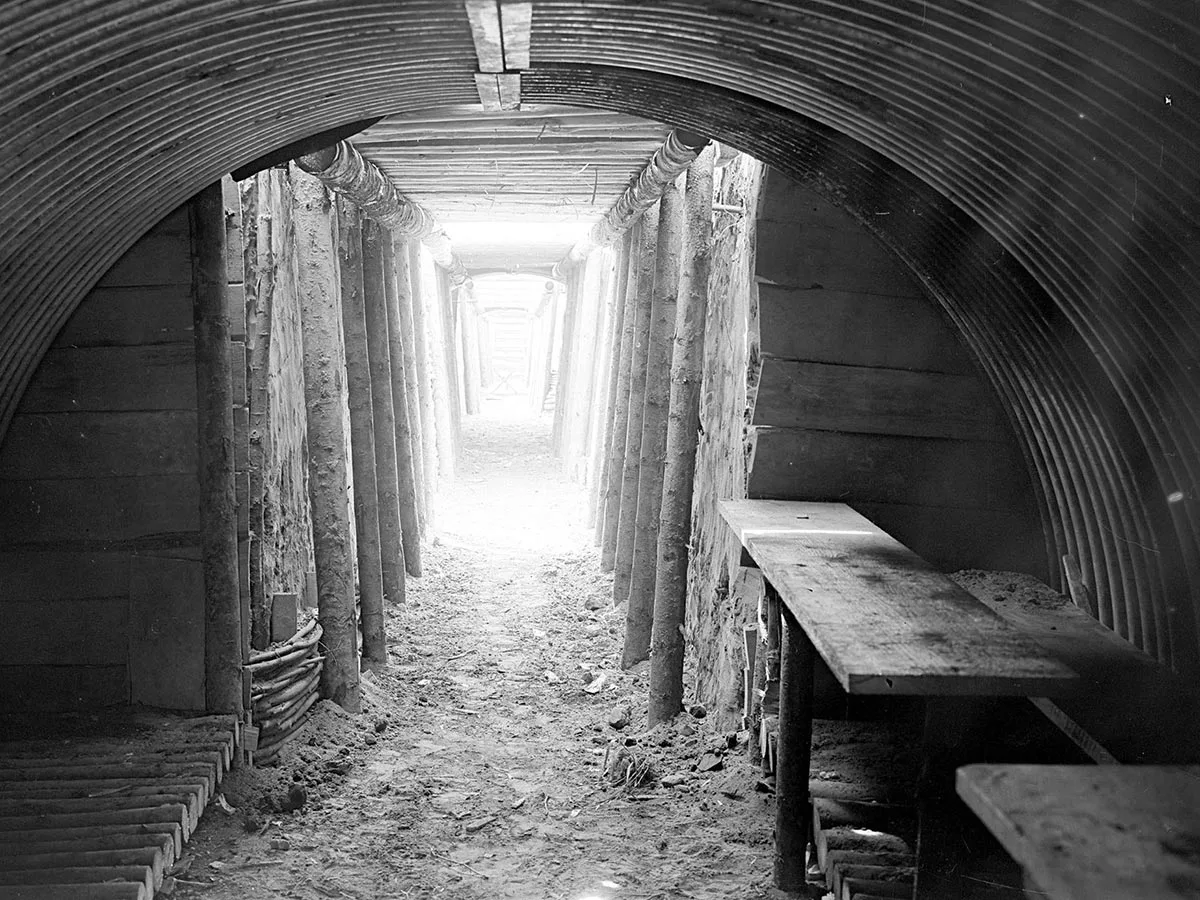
<box><xmin>649</xmin><ymin>147</ymin><xmax>714</xmax><ymax>722</ymax></box>
<box><xmin>408</xmin><ymin>242</ymin><xmax>439</xmax><ymax>526</ymax></box>
<box><xmin>362</xmin><ymin>218</ymin><xmax>407</xmax><ymax>605</ymax></box>
<box><xmin>613</xmin><ymin>205</ymin><xmax>660</xmax><ymax>607</ymax></box>
<box><xmin>462</xmin><ymin>292</ymin><xmax>483</xmax><ymax>416</ymax></box>
<box><xmin>337</xmin><ymin>199</ymin><xmax>387</xmax><ymax>669</ymax></box>
<box><xmin>293</xmin><ymin>169</ymin><xmax>360</xmax><ymax>711</ymax></box>
<box><xmin>191</xmin><ymin>181</ymin><xmax>244</xmax><ymax>715</ymax></box>
<box><xmin>623</xmin><ymin>181</ymin><xmax>685</xmax><ymax>668</ymax></box>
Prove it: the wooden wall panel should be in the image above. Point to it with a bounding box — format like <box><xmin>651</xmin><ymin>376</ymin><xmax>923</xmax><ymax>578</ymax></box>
<box><xmin>752</xmin><ymin>357</ymin><xmax>1008</xmax><ymax>442</ymax></box>
<box><xmin>0</xmin><ymin>204</ymin><xmax>201</xmax><ymax>710</ymax></box>
<box><xmin>748</xmin><ymin>171</ymin><xmax>1044</xmax><ymax>577</ymax></box>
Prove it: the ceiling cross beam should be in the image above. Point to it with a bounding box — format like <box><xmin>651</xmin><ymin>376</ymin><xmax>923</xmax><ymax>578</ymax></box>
<box><xmin>296</xmin><ymin>141</ymin><xmax>472</xmax><ymax>287</ymax></box>
<box><xmin>554</xmin><ymin>129</ymin><xmax>709</xmax><ymax>276</ymax></box>
<box><xmin>465</xmin><ymin>1</ymin><xmax>531</xmax><ymax>111</ymax></box>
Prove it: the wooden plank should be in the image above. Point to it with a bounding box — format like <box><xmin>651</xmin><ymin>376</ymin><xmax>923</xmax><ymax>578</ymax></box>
<box><xmin>0</xmin><ymin>666</ymin><xmax>127</xmax><ymax>712</ymax></box>
<box><xmin>97</xmin><ymin>233</ymin><xmax>190</xmax><ymax>288</ymax></box>
<box><xmin>963</xmin><ymin>576</ymin><xmax>1200</xmax><ymax>763</ymax></box>
<box><xmin>128</xmin><ymin>555</ymin><xmax>206</xmax><ymax>712</ymax></box>
<box><xmin>496</xmin><ymin>73</ymin><xmax>521</xmax><ymax>110</ymax></box>
<box><xmin>474</xmin><ymin>73</ymin><xmax>502</xmax><ymax>112</ymax></box>
<box><xmin>0</xmin><ymin>804</ymin><xmax>191</xmax><ymax>840</ymax></box>
<box><xmin>0</xmin><ymin>476</ymin><xmax>199</xmax><ymax>547</ymax></box>
<box><xmin>7</xmin><ymin>599</ymin><xmax>127</xmax><ymax>666</ymax></box>
<box><xmin>0</xmin><ymin>552</ymin><xmax>131</xmax><ymax>603</ymax></box>
<box><xmin>958</xmin><ymin>764</ymin><xmax>1200</xmax><ymax>900</ymax></box>
<box><xmin>233</xmin><ymin>405</ymin><xmax>249</xmax><ymax>470</ymax></box>
<box><xmin>15</xmin><ymin>345</ymin><xmax>196</xmax><ymax>413</ymax></box>
<box><xmin>0</xmin><ymin>834</ymin><xmax>173</xmax><ymax>868</ymax></box>
<box><xmin>747</xmin><ymin>428</ymin><xmax>1031</xmax><ymax>511</ymax></box>
<box><xmin>0</xmin><ymin>823</ymin><xmax>181</xmax><ymax>858</ymax></box>
<box><xmin>464</xmin><ymin>0</ymin><xmax>505</xmax><ymax>72</ymax></box>
<box><xmin>226</xmin><ymin>282</ymin><xmax>246</xmax><ymax>341</ymax></box>
<box><xmin>0</xmin><ymin>870</ymin><xmax>152</xmax><ymax>897</ymax></box>
<box><xmin>0</xmin><ymin>411</ymin><xmax>197</xmax><ymax>480</ymax></box>
<box><xmin>51</xmin><ymin>286</ymin><xmax>192</xmax><ymax>349</ymax></box>
<box><xmin>756</xmin><ymin>221</ymin><xmax>919</xmax><ymax>296</ymax></box>
<box><xmin>719</xmin><ymin>500</ymin><xmax>1078</xmax><ymax>696</ymax></box>
<box><xmin>230</xmin><ymin>342</ymin><xmax>247</xmax><ymax>408</ymax></box>
<box><xmin>0</xmin><ymin>883</ymin><xmax>145</xmax><ymax>900</ymax></box>
<box><xmin>500</xmin><ymin>1</ymin><xmax>532</xmax><ymax>68</ymax></box>
<box><xmin>752</xmin><ymin>357</ymin><xmax>1007</xmax><ymax>441</ymax></box>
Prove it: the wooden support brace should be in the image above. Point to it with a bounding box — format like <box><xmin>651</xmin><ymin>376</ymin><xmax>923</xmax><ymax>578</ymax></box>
<box><xmin>774</xmin><ymin>602</ymin><xmax>815</xmax><ymax>892</ymax></box>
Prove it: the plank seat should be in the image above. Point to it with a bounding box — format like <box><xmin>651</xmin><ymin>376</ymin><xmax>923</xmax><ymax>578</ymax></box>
<box><xmin>958</xmin><ymin>574</ymin><xmax>1200</xmax><ymax>764</ymax></box>
<box><xmin>718</xmin><ymin>500</ymin><xmax>1079</xmax><ymax>894</ymax></box>
<box><xmin>719</xmin><ymin>501</ymin><xmax>1078</xmax><ymax>696</ymax></box>
<box><xmin>957</xmin><ymin>764</ymin><xmax>1200</xmax><ymax>900</ymax></box>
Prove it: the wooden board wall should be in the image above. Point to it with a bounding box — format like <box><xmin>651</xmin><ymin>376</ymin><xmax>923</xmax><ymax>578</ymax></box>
<box><xmin>0</xmin><ymin>205</ymin><xmax>203</xmax><ymax>710</ymax></box>
<box><xmin>749</xmin><ymin>171</ymin><xmax>1046</xmax><ymax>576</ymax></box>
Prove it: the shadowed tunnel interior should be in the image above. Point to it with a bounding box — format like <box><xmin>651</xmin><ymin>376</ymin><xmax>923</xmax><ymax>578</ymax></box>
<box><xmin>3</xmin><ymin>1</ymin><xmax>1198</xmax><ymax>674</ymax></box>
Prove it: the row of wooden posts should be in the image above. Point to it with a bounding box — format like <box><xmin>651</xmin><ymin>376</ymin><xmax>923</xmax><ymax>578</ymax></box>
<box><xmin>551</xmin><ymin>145</ymin><xmax>716</xmax><ymax>725</ymax></box>
<box><xmin>193</xmin><ymin>167</ymin><xmax>475</xmax><ymax>716</ymax></box>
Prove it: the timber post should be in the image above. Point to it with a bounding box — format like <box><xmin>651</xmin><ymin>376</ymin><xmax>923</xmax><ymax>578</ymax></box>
<box><xmin>623</xmin><ymin>177</ymin><xmax>685</xmax><ymax>669</ymax></box>
<box><xmin>394</xmin><ymin>237</ymin><xmax>428</xmax><ymax>535</ymax></box>
<box><xmin>362</xmin><ymin>218</ymin><xmax>408</xmax><ymax>604</ymax></box>
<box><xmin>383</xmin><ymin>231</ymin><xmax>423</xmax><ymax>575</ymax></box>
<box><xmin>613</xmin><ymin>202</ymin><xmax>661</xmax><ymax>607</ymax></box>
<box><xmin>190</xmin><ymin>180</ymin><xmax>244</xmax><ymax>716</ymax></box>
<box><xmin>429</xmin><ymin>269</ymin><xmax>458</xmax><ymax>481</ymax></box>
<box><xmin>552</xmin><ymin>269</ymin><xmax>581</xmax><ymax>458</ymax></box>
<box><xmin>600</xmin><ymin>227</ymin><xmax>641</xmax><ymax>572</ymax></box>
<box><xmin>292</xmin><ymin>168</ymin><xmax>360</xmax><ymax>712</ymax></box>
<box><xmin>461</xmin><ymin>290</ymin><xmax>483</xmax><ymax>415</ymax></box>
<box><xmin>593</xmin><ymin>235</ymin><xmax>632</xmax><ymax>548</ymax></box>
<box><xmin>649</xmin><ymin>147</ymin><xmax>715</xmax><ymax>723</ymax></box>
<box><xmin>408</xmin><ymin>241</ymin><xmax>439</xmax><ymax>527</ymax></box>
<box><xmin>336</xmin><ymin>198</ymin><xmax>387</xmax><ymax>670</ymax></box>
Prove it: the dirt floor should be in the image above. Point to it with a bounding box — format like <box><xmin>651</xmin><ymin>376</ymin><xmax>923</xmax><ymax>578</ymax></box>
<box><xmin>175</xmin><ymin>404</ymin><xmax>786</xmax><ymax>900</ymax></box>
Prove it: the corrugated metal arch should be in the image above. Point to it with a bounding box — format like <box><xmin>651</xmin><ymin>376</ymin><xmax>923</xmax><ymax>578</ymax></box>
<box><xmin>1</xmin><ymin>1</ymin><xmax>1197</xmax><ymax>668</ymax></box>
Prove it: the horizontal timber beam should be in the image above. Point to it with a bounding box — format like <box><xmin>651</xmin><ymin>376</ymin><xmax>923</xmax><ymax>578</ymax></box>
<box><xmin>296</xmin><ymin>141</ymin><xmax>472</xmax><ymax>287</ymax></box>
<box><xmin>554</xmin><ymin>129</ymin><xmax>709</xmax><ymax>277</ymax></box>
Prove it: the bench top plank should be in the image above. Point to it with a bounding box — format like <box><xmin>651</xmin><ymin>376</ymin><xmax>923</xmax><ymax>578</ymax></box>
<box><xmin>718</xmin><ymin>500</ymin><xmax>1077</xmax><ymax>696</ymax></box>
<box><xmin>957</xmin><ymin>764</ymin><xmax>1200</xmax><ymax>900</ymax></box>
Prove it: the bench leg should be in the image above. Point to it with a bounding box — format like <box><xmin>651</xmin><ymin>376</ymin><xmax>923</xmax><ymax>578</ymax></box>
<box><xmin>774</xmin><ymin>604</ymin><xmax>815</xmax><ymax>891</ymax></box>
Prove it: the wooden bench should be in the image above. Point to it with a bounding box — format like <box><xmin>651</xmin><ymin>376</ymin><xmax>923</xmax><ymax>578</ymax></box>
<box><xmin>957</xmin><ymin>763</ymin><xmax>1200</xmax><ymax>900</ymax></box>
<box><xmin>718</xmin><ymin>500</ymin><xmax>1079</xmax><ymax>893</ymax></box>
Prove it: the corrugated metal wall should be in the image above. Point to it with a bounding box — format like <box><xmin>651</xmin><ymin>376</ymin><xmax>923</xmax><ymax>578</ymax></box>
<box><xmin>1</xmin><ymin>1</ymin><xmax>1197</xmax><ymax>669</ymax></box>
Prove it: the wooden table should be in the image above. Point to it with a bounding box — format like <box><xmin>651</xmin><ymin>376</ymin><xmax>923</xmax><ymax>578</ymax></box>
<box><xmin>718</xmin><ymin>500</ymin><xmax>1079</xmax><ymax>891</ymax></box>
<box><xmin>958</xmin><ymin>764</ymin><xmax>1200</xmax><ymax>900</ymax></box>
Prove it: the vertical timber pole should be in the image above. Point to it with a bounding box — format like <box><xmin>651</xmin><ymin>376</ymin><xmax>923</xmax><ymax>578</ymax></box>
<box><xmin>623</xmin><ymin>179</ymin><xmax>685</xmax><ymax>668</ymax></box>
<box><xmin>600</xmin><ymin>226</ymin><xmax>640</xmax><ymax>572</ymax></box>
<box><xmin>440</xmin><ymin>274</ymin><xmax>464</xmax><ymax>442</ymax></box>
<box><xmin>541</xmin><ymin>283</ymin><xmax>561</xmax><ymax>415</ymax></box>
<box><xmin>649</xmin><ymin>147</ymin><xmax>715</xmax><ymax>723</ymax></box>
<box><xmin>552</xmin><ymin>271</ymin><xmax>580</xmax><ymax>458</ymax></box>
<box><xmin>594</xmin><ymin>237</ymin><xmax>632</xmax><ymax>546</ymax></box>
<box><xmin>336</xmin><ymin>199</ymin><xmax>386</xmax><ymax>669</ymax></box>
<box><xmin>775</xmin><ymin>604</ymin><xmax>815</xmax><ymax>890</ymax></box>
<box><xmin>393</xmin><ymin>237</ymin><xmax>428</xmax><ymax>535</ymax></box>
<box><xmin>461</xmin><ymin>291</ymin><xmax>483</xmax><ymax>415</ymax></box>
<box><xmin>383</xmin><ymin>233</ymin><xmax>423</xmax><ymax>576</ymax></box>
<box><xmin>292</xmin><ymin>169</ymin><xmax>360</xmax><ymax>711</ymax></box>
<box><xmin>429</xmin><ymin>269</ymin><xmax>457</xmax><ymax>481</ymax></box>
<box><xmin>408</xmin><ymin>242</ymin><xmax>439</xmax><ymax>525</ymax></box>
<box><xmin>190</xmin><ymin>181</ymin><xmax>244</xmax><ymax>715</ymax></box>
<box><xmin>362</xmin><ymin>218</ymin><xmax>407</xmax><ymax>604</ymax></box>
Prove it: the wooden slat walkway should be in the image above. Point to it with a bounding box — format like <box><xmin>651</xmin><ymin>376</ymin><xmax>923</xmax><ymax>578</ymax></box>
<box><xmin>958</xmin><ymin>764</ymin><xmax>1200</xmax><ymax>900</ymax></box>
<box><xmin>0</xmin><ymin>713</ymin><xmax>236</xmax><ymax>900</ymax></box>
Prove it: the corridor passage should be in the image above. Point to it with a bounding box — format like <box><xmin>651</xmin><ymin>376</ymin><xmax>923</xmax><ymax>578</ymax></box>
<box><xmin>179</xmin><ymin>407</ymin><xmax>778</xmax><ymax>900</ymax></box>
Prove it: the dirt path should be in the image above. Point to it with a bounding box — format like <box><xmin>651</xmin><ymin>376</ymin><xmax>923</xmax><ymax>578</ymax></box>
<box><xmin>177</xmin><ymin>409</ymin><xmax>784</xmax><ymax>900</ymax></box>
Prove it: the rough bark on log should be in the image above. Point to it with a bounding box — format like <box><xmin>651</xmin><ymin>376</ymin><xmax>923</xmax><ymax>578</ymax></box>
<box><xmin>428</xmin><ymin>267</ymin><xmax>457</xmax><ymax>481</ymax></box>
<box><xmin>295</xmin><ymin>139</ymin><xmax>471</xmax><ymax>286</ymax></box>
<box><xmin>594</xmin><ymin>234</ymin><xmax>633</xmax><ymax>553</ymax></box>
<box><xmin>361</xmin><ymin>218</ymin><xmax>408</xmax><ymax>604</ymax></box>
<box><xmin>189</xmin><ymin>181</ymin><xmax>244</xmax><ymax>715</ymax></box>
<box><xmin>461</xmin><ymin>295</ymin><xmax>483</xmax><ymax>416</ymax></box>
<box><xmin>335</xmin><ymin>199</ymin><xmax>386</xmax><ymax>669</ymax></box>
<box><xmin>623</xmin><ymin>180</ymin><xmax>685</xmax><ymax>668</ymax></box>
<box><xmin>408</xmin><ymin>241</ymin><xmax>439</xmax><ymax>524</ymax></box>
<box><xmin>559</xmin><ymin>130</ymin><xmax>708</xmax><ymax>270</ymax></box>
<box><xmin>613</xmin><ymin>205</ymin><xmax>660</xmax><ymax>607</ymax></box>
<box><xmin>292</xmin><ymin>168</ymin><xmax>361</xmax><ymax>712</ymax></box>
<box><xmin>382</xmin><ymin>232</ymin><xmax>422</xmax><ymax>575</ymax></box>
<box><xmin>393</xmin><ymin>237</ymin><xmax>428</xmax><ymax>535</ymax></box>
<box><xmin>649</xmin><ymin>148</ymin><xmax>715</xmax><ymax>723</ymax></box>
